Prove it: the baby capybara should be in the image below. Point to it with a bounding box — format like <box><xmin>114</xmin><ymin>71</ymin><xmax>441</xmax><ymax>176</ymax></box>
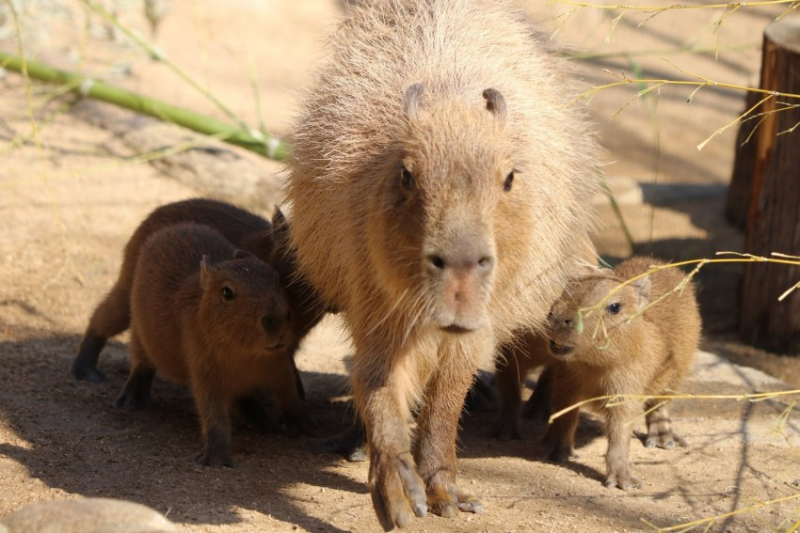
<box><xmin>287</xmin><ymin>0</ymin><xmax>598</xmax><ymax>528</ymax></box>
<box><xmin>117</xmin><ymin>222</ymin><xmax>316</xmax><ymax>467</ymax></box>
<box><xmin>72</xmin><ymin>198</ymin><xmax>326</xmax><ymax>400</ymax></box>
<box><xmin>542</xmin><ymin>256</ymin><xmax>700</xmax><ymax>490</ymax></box>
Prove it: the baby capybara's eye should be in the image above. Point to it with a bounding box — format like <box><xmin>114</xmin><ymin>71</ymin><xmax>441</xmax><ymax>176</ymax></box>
<box><xmin>399</xmin><ymin>166</ymin><xmax>415</xmax><ymax>191</ymax></box>
<box><xmin>221</xmin><ymin>286</ymin><xmax>236</xmax><ymax>301</ymax></box>
<box><xmin>606</xmin><ymin>302</ymin><xmax>622</xmax><ymax>315</ymax></box>
<box><xmin>503</xmin><ymin>171</ymin><xmax>514</xmax><ymax>192</ymax></box>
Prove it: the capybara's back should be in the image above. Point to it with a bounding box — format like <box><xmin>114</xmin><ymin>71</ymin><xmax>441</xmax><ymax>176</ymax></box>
<box><xmin>287</xmin><ymin>0</ymin><xmax>598</xmax><ymax>527</ymax></box>
<box><xmin>72</xmin><ymin>198</ymin><xmax>274</xmax><ymax>382</ymax></box>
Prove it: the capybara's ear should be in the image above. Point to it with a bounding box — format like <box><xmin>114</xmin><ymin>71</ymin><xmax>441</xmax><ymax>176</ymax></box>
<box><xmin>233</xmin><ymin>249</ymin><xmax>254</xmax><ymax>260</ymax></box>
<box><xmin>271</xmin><ymin>207</ymin><xmax>289</xmax><ymax>244</ymax></box>
<box><xmin>200</xmin><ymin>255</ymin><xmax>212</xmax><ymax>290</ymax></box>
<box><xmin>632</xmin><ymin>276</ymin><xmax>651</xmax><ymax>310</ymax></box>
<box><xmin>482</xmin><ymin>88</ymin><xmax>507</xmax><ymax>123</ymax></box>
<box><xmin>403</xmin><ymin>83</ymin><xmax>425</xmax><ymax>117</ymax></box>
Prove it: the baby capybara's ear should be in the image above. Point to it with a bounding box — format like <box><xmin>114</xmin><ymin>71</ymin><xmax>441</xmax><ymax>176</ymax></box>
<box><xmin>200</xmin><ymin>255</ymin><xmax>212</xmax><ymax>290</ymax></box>
<box><xmin>233</xmin><ymin>249</ymin><xmax>254</xmax><ymax>260</ymax></box>
<box><xmin>632</xmin><ymin>276</ymin><xmax>652</xmax><ymax>310</ymax></box>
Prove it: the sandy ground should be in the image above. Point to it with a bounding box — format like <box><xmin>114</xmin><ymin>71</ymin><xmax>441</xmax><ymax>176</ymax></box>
<box><xmin>1</xmin><ymin>0</ymin><xmax>800</xmax><ymax>531</ymax></box>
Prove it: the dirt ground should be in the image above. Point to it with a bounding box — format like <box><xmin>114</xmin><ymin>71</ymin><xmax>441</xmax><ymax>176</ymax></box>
<box><xmin>1</xmin><ymin>1</ymin><xmax>800</xmax><ymax>531</ymax></box>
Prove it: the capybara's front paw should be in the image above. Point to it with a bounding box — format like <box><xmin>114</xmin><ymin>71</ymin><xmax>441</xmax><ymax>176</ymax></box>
<box><xmin>196</xmin><ymin>448</ymin><xmax>236</xmax><ymax>468</ymax></box>
<box><xmin>426</xmin><ymin>476</ymin><xmax>484</xmax><ymax>518</ymax></box>
<box><xmin>645</xmin><ymin>425</ymin><xmax>683</xmax><ymax>450</ymax></box>
<box><xmin>370</xmin><ymin>451</ymin><xmax>427</xmax><ymax>531</ymax></box>
<box><xmin>604</xmin><ymin>468</ymin><xmax>642</xmax><ymax>491</ymax></box>
<box><xmin>545</xmin><ymin>442</ymin><xmax>574</xmax><ymax>463</ymax></box>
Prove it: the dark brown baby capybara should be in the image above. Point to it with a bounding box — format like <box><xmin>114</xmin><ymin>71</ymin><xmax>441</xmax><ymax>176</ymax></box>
<box><xmin>287</xmin><ymin>0</ymin><xmax>598</xmax><ymax>528</ymax></box>
<box><xmin>117</xmin><ymin>222</ymin><xmax>317</xmax><ymax>467</ymax></box>
<box><xmin>542</xmin><ymin>256</ymin><xmax>701</xmax><ymax>490</ymax></box>
<box><xmin>71</xmin><ymin>198</ymin><xmax>327</xmax><ymax>400</ymax></box>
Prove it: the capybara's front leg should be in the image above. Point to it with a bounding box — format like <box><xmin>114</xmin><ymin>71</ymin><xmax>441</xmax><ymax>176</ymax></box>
<box><xmin>355</xmin><ymin>359</ymin><xmax>426</xmax><ymax>530</ymax></box>
<box><xmin>603</xmin><ymin>404</ymin><xmax>642</xmax><ymax>490</ymax></box>
<box><xmin>415</xmin><ymin>337</ymin><xmax>486</xmax><ymax>517</ymax></box>
<box><xmin>191</xmin><ymin>382</ymin><xmax>234</xmax><ymax>468</ymax></box>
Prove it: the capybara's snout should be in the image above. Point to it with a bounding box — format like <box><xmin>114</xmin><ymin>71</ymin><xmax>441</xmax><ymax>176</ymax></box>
<box><xmin>259</xmin><ymin>298</ymin><xmax>292</xmax><ymax>348</ymax></box>
<box><xmin>427</xmin><ymin>232</ymin><xmax>494</xmax><ymax>332</ymax></box>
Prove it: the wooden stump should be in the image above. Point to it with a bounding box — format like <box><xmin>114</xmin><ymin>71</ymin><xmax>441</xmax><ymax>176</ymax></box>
<box><xmin>735</xmin><ymin>18</ymin><xmax>800</xmax><ymax>354</ymax></box>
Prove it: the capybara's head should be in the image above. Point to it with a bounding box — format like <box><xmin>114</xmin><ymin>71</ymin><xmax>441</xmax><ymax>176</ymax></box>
<box><xmin>367</xmin><ymin>83</ymin><xmax>529</xmax><ymax>334</ymax></box>
<box><xmin>545</xmin><ymin>270</ymin><xmax>651</xmax><ymax>361</ymax></box>
<box><xmin>198</xmin><ymin>250</ymin><xmax>292</xmax><ymax>352</ymax></box>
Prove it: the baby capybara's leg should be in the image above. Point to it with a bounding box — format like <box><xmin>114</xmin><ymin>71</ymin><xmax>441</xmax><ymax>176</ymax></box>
<box><xmin>113</xmin><ymin>333</ymin><xmax>155</xmax><ymax>411</ymax></box>
<box><xmin>191</xmin><ymin>384</ymin><xmax>235</xmax><ymax>468</ymax></box>
<box><xmin>266</xmin><ymin>354</ymin><xmax>320</xmax><ymax>437</ymax></box>
<box><xmin>73</xmin><ymin>283</ymin><xmax>132</xmax><ymax>382</ymax></box>
<box><xmin>645</xmin><ymin>401</ymin><xmax>678</xmax><ymax>450</ymax></box>
<box><xmin>603</xmin><ymin>404</ymin><xmax>643</xmax><ymax>491</ymax></box>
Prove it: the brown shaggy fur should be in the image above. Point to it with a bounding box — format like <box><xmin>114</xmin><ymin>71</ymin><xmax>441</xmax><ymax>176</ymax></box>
<box><xmin>71</xmin><ymin>198</ymin><xmax>326</xmax><ymax>401</ymax></box>
<box><xmin>286</xmin><ymin>0</ymin><xmax>598</xmax><ymax>528</ymax></box>
<box><xmin>542</xmin><ymin>256</ymin><xmax>701</xmax><ymax>490</ymax></box>
<box><xmin>116</xmin><ymin>222</ymin><xmax>317</xmax><ymax>467</ymax></box>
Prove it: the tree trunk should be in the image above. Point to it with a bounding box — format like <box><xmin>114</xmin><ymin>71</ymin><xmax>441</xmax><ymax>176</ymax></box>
<box><xmin>738</xmin><ymin>18</ymin><xmax>800</xmax><ymax>354</ymax></box>
<box><xmin>725</xmin><ymin>88</ymin><xmax>762</xmax><ymax>230</ymax></box>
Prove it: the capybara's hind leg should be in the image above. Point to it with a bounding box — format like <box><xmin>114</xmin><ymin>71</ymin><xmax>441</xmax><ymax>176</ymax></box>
<box><xmin>114</xmin><ymin>333</ymin><xmax>155</xmax><ymax>410</ymax></box>
<box><xmin>491</xmin><ymin>343</ymin><xmax>526</xmax><ymax>440</ymax></box>
<box><xmin>316</xmin><ymin>417</ymin><xmax>366</xmax><ymax>462</ymax></box>
<box><xmin>645</xmin><ymin>401</ymin><xmax>680</xmax><ymax>450</ymax></box>
<box><xmin>522</xmin><ymin>364</ymin><xmax>554</xmax><ymax>422</ymax></box>
<box><xmin>235</xmin><ymin>394</ymin><xmax>277</xmax><ymax>433</ymax></box>
<box><xmin>72</xmin><ymin>284</ymin><xmax>132</xmax><ymax>382</ymax></box>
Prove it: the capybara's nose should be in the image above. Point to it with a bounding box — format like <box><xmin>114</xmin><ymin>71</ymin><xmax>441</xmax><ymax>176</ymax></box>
<box><xmin>261</xmin><ymin>313</ymin><xmax>286</xmax><ymax>334</ymax></box>
<box><xmin>427</xmin><ymin>242</ymin><xmax>494</xmax><ymax>279</ymax></box>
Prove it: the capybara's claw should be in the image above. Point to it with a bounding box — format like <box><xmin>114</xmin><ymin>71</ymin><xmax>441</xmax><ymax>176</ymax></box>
<box><xmin>426</xmin><ymin>478</ymin><xmax>484</xmax><ymax>518</ymax></box>
<box><xmin>370</xmin><ymin>452</ymin><xmax>427</xmax><ymax>530</ymax></box>
<box><xmin>604</xmin><ymin>470</ymin><xmax>642</xmax><ymax>491</ymax></box>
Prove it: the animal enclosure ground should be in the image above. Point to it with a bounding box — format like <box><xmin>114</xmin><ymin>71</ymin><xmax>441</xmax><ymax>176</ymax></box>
<box><xmin>1</xmin><ymin>1</ymin><xmax>800</xmax><ymax>531</ymax></box>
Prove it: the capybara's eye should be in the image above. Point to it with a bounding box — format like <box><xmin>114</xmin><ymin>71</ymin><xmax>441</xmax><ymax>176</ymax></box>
<box><xmin>400</xmin><ymin>166</ymin><xmax>415</xmax><ymax>191</ymax></box>
<box><xmin>221</xmin><ymin>286</ymin><xmax>236</xmax><ymax>301</ymax></box>
<box><xmin>606</xmin><ymin>302</ymin><xmax>622</xmax><ymax>315</ymax></box>
<box><xmin>503</xmin><ymin>171</ymin><xmax>514</xmax><ymax>192</ymax></box>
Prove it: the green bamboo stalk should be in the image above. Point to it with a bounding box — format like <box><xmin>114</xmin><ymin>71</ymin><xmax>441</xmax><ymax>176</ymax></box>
<box><xmin>0</xmin><ymin>50</ymin><xmax>290</xmax><ymax>161</ymax></box>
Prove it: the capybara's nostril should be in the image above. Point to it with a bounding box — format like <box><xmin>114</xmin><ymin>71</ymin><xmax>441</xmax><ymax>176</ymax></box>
<box><xmin>562</xmin><ymin>318</ymin><xmax>573</xmax><ymax>328</ymax></box>
<box><xmin>428</xmin><ymin>254</ymin><xmax>446</xmax><ymax>270</ymax></box>
<box><xmin>477</xmin><ymin>255</ymin><xmax>494</xmax><ymax>270</ymax></box>
<box><xmin>262</xmin><ymin>314</ymin><xmax>283</xmax><ymax>332</ymax></box>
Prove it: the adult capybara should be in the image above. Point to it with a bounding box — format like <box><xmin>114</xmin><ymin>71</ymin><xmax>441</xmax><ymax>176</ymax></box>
<box><xmin>71</xmin><ymin>198</ymin><xmax>326</xmax><ymax>398</ymax></box>
<box><xmin>542</xmin><ymin>256</ymin><xmax>701</xmax><ymax>490</ymax></box>
<box><xmin>287</xmin><ymin>0</ymin><xmax>598</xmax><ymax>528</ymax></box>
<box><xmin>117</xmin><ymin>222</ymin><xmax>317</xmax><ymax>467</ymax></box>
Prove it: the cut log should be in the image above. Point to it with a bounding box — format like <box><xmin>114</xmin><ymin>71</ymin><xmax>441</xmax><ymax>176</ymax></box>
<box><xmin>737</xmin><ymin>18</ymin><xmax>800</xmax><ymax>354</ymax></box>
